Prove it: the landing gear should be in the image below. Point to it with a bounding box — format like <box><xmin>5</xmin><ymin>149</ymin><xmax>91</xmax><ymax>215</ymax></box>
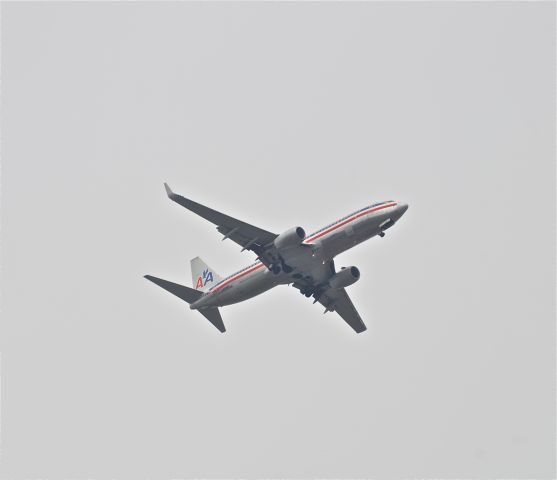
<box><xmin>378</xmin><ymin>231</ymin><xmax>385</xmax><ymax>238</ymax></box>
<box><xmin>300</xmin><ymin>287</ymin><xmax>312</xmax><ymax>296</ymax></box>
<box><xmin>300</xmin><ymin>286</ymin><xmax>316</xmax><ymax>298</ymax></box>
<box><xmin>269</xmin><ymin>256</ymin><xmax>293</xmax><ymax>275</ymax></box>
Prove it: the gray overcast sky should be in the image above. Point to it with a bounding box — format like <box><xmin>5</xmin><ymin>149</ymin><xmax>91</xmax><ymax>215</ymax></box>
<box><xmin>1</xmin><ymin>2</ymin><xmax>555</xmax><ymax>479</ymax></box>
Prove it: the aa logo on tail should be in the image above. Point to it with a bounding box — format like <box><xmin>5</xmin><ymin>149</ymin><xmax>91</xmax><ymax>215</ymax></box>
<box><xmin>196</xmin><ymin>268</ymin><xmax>214</xmax><ymax>289</ymax></box>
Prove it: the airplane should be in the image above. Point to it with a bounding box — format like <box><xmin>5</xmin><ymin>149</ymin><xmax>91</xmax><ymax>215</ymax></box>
<box><xmin>144</xmin><ymin>184</ymin><xmax>408</xmax><ymax>333</ymax></box>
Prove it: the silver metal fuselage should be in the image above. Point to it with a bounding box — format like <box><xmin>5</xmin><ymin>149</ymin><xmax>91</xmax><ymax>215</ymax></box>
<box><xmin>190</xmin><ymin>201</ymin><xmax>408</xmax><ymax>310</ymax></box>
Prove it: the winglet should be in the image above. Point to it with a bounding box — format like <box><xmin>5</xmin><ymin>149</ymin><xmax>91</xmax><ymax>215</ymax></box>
<box><xmin>164</xmin><ymin>182</ymin><xmax>173</xmax><ymax>198</ymax></box>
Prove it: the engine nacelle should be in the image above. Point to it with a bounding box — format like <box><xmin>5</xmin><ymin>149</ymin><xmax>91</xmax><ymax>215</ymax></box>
<box><xmin>329</xmin><ymin>266</ymin><xmax>360</xmax><ymax>289</ymax></box>
<box><xmin>274</xmin><ymin>227</ymin><xmax>306</xmax><ymax>250</ymax></box>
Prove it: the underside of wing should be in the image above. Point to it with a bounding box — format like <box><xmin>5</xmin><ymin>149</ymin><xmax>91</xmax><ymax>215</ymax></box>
<box><xmin>317</xmin><ymin>287</ymin><xmax>367</xmax><ymax>333</ymax></box>
<box><xmin>164</xmin><ymin>183</ymin><xmax>277</xmax><ymax>262</ymax></box>
<box><xmin>291</xmin><ymin>260</ymin><xmax>367</xmax><ymax>333</ymax></box>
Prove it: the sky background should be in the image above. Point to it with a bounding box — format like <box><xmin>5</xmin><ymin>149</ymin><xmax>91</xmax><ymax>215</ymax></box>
<box><xmin>1</xmin><ymin>2</ymin><xmax>555</xmax><ymax>479</ymax></box>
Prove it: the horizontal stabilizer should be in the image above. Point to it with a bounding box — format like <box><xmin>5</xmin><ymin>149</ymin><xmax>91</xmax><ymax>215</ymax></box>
<box><xmin>144</xmin><ymin>275</ymin><xmax>202</xmax><ymax>304</ymax></box>
<box><xmin>199</xmin><ymin>307</ymin><xmax>226</xmax><ymax>333</ymax></box>
<box><xmin>144</xmin><ymin>275</ymin><xmax>226</xmax><ymax>332</ymax></box>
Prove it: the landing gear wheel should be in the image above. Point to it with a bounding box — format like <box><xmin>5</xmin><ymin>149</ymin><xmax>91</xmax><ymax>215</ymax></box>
<box><xmin>278</xmin><ymin>256</ymin><xmax>293</xmax><ymax>274</ymax></box>
<box><xmin>272</xmin><ymin>265</ymin><xmax>281</xmax><ymax>275</ymax></box>
<box><xmin>378</xmin><ymin>231</ymin><xmax>385</xmax><ymax>238</ymax></box>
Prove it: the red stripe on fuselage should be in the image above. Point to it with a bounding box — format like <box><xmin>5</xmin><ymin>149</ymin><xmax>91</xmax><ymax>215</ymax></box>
<box><xmin>211</xmin><ymin>262</ymin><xmax>266</xmax><ymax>293</ymax></box>
<box><xmin>304</xmin><ymin>202</ymin><xmax>397</xmax><ymax>243</ymax></box>
<box><xmin>209</xmin><ymin>202</ymin><xmax>397</xmax><ymax>294</ymax></box>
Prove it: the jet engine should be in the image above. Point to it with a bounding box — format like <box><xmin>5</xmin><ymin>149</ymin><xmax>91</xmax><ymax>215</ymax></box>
<box><xmin>329</xmin><ymin>266</ymin><xmax>360</xmax><ymax>289</ymax></box>
<box><xmin>274</xmin><ymin>226</ymin><xmax>306</xmax><ymax>249</ymax></box>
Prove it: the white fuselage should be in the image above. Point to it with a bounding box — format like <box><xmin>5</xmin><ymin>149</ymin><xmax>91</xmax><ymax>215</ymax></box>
<box><xmin>191</xmin><ymin>201</ymin><xmax>407</xmax><ymax>310</ymax></box>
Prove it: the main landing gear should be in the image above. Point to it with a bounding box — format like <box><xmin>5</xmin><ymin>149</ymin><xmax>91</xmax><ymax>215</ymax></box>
<box><xmin>300</xmin><ymin>287</ymin><xmax>314</xmax><ymax>297</ymax></box>
<box><xmin>299</xmin><ymin>286</ymin><xmax>323</xmax><ymax>303</ymax></box>
<box><xmin>269</xmin><ymin>257</ymin><xmax>293</xmax><ymax>275</ymax></box>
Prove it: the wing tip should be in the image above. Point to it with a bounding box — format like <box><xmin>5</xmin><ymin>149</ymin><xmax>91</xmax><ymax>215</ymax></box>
<box><xmin>164</xmin><ymin>182</ymin><xmax>182</xmax><ymax>202</ymax></box>
<box><xmin>164</xmin><ymin>182</ymin><xmax>174</xmax><ymax>198</ymax></box>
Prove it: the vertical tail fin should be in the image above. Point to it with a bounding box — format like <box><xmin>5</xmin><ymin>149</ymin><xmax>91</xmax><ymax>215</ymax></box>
<box><xmin>190</xmin><ymin>257</ymin><xmax>222</xmax><ymax>292</ymax></box>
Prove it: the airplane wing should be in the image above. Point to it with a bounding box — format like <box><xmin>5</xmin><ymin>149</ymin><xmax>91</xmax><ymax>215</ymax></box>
<box><xmin>316</xmin><ymin>287</ymin><xmax>367</xmax><ymax>333</ymax></box>
<box><xmin>163</xmin><ymin>184</ymin><xmax>278</xmax><ymax>265</ymax></box>
<box><xmin>292</xmin><ymin>260</ymin><xmax>367</xmax><ymax>334</ymax></box>
<box><xmin>292</xmin><ymin>266</ymin><xmax>367</xmax><ymax>333</ymax></box>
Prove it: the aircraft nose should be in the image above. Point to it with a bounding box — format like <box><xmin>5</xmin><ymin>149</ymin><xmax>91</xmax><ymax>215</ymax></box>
<box><xmin>397</xmin><ymin>202</ymin><xmax>409</xmax><ymax>217</ymax></box>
